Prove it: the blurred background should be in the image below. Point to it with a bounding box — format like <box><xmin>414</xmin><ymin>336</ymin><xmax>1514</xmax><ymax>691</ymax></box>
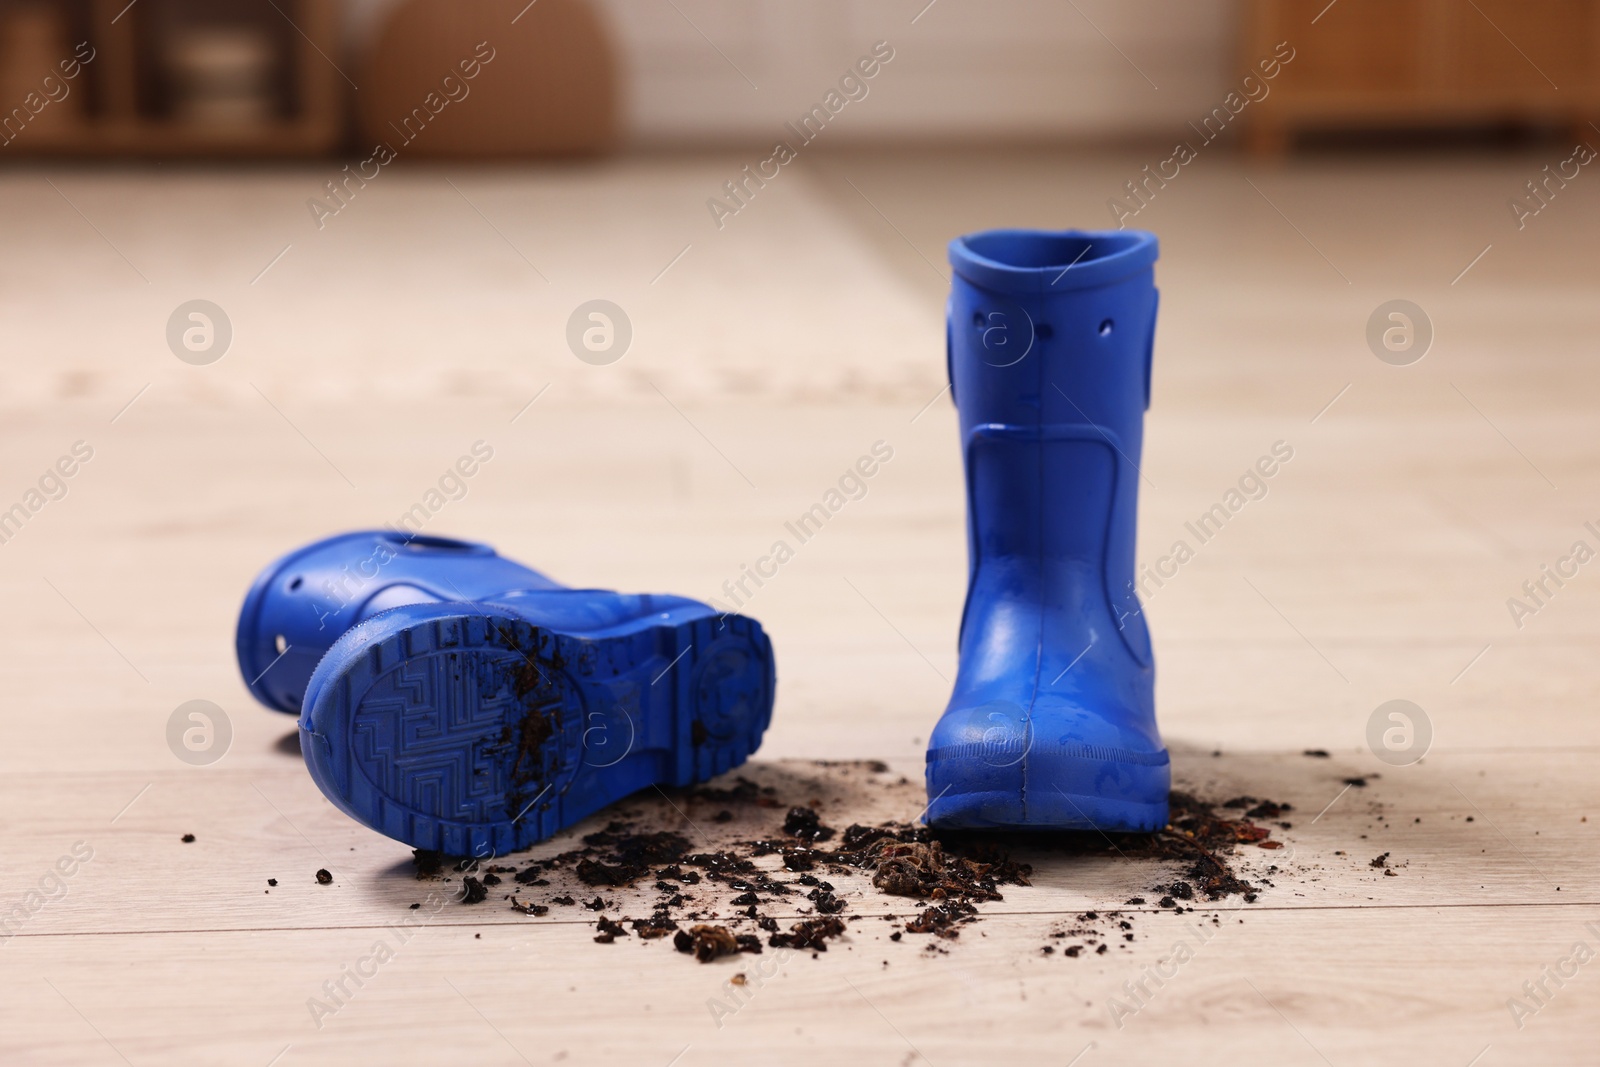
<box><xmin>2</xmin><ymin>0</ymin><xmax>1597</xmax><ymax>766</ymax></box>
<box><xmin>1</xmin><ymin>0</ymin><xmax>1594</xmax><ymax>152</ymax></box>
<box><xmin>3</xmin><ymin>8</ymin><xmax>1599</xmax><ymax>1060</ymax></box>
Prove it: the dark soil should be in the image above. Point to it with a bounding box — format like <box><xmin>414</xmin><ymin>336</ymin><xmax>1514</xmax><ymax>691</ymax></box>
<box><xmin>769</xmin><ymin>915</ymin><xmax>848</xmax><ymax>952</ymax></box>
<box><xmin>673</xmin><ymin>924</ymin><xmax>757</xmax><ymax>961</ymax></box>
<box><xmin>404</xmin><ymin>761</ymin><xmax>1294</xmax><ymax>965</ymax></box>
<box><xmin>495</xmin><ymin>629</ymin><xmax>570</xmax><ymax>819</ymax></box>
<box><xmin>782</xmin><ymin>806</ymin><xmax>835</xmax><ymax>842</ymax></box>
<box><xmin>412</xmin><ymin>849</ymin><xmax>444</xmax><ymax>879</ymax></box>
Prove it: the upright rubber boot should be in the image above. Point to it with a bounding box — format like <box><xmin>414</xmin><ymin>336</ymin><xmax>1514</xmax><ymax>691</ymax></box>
<box><xmin>235</xmin><ymin>531</ymin><xmax>775</xmax><ymax>855</ymax></box>
<box><xmin>925</xmin><ymin>229</ymin><xmax>1169</xmax><ymax>832</ymax></box>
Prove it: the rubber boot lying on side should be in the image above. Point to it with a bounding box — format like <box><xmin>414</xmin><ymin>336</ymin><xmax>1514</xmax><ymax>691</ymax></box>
<box><xmin>236</xmin><ymin>531</ymin><xmax>775</xmax><ymax>855</ymax></box>
<box><xmin>926</xmin><ymin>228</ymin><xmax>1170</xmax><ymax>832</ymax></box>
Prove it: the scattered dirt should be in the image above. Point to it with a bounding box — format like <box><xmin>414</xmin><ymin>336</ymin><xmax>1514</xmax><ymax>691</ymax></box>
<box><xmin>1370</xmin><ymin>851</ymin><xmax>1403</xmax><ymax>876</ymax></box>
<box><xmin>181</xmin><ymin>834</ymin><xmax>195</xmax><ymax>843</ymax></box>
<box><xmin>404</xmin><ymin>761</ymin><xmax>1303</xmax><ymax>965</ymax></box>
<box><xmin>315</xmin><ymin>868</ymin><xmax>332</xmax><ymax>885</ymax></box>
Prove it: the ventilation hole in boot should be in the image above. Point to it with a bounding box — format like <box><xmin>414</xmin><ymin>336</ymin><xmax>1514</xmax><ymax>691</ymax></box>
<box><xmin>971</xmin><ymin>311</ymin><xmax>984</xmax><ymax>327</ymax></box>
<box><xmin>288</xmin><ymin>576</ymin><xmax>303</xmax><ymax>591</ymax></box>
<box><xmin>1099</xmin><ymin>319</ymin><xmax>1114</xmax><ymax>336</ymax></box>
<box><xmin>274</xmin><ymin>634</ymin><xmax>288</xmax><ymax>654</ymax></box>
<box><xmin>1036</xmin><ymin>323</ymin><xmax>1053</xmax><ymax>340</ymax></box>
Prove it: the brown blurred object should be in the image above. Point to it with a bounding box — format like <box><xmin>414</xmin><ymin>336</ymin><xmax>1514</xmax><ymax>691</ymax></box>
<box><xmin>359</xmin><ymin>0</ymin><xmax>619</xmax><ymax>157</ymax></box>
<box><xmin>0</xmin><ymin>3</ymin><xmax>84</xmax><ymax>142</ymax></box>
<box><xmin>0</xmin><ymin>0</ymin><xmax>342</xmax><ymax>157</ymax></box>
<box><xmin>1242</xmin><ymin>0</ymin><xmax>1600</xmax><ymax>154</ymax></box>
<box><xmin>164</xmin><ymin>23</ymin><xmax>278</xmax><ymax>132</ymax></box>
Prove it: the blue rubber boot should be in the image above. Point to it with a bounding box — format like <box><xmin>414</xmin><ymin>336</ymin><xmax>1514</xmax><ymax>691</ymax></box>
<box><xmin>236</xmin><ymin>531</ymin><xmax>775</xmax><ymax>855</ymax></box>
<box><xmin>926</xmin><ymin>229</ymin><xmax>1169</xmax><ymax>832</ymax></box>
<box><xmin>238</xmin><ymin>531</ymin><xmax>565</xmax><ymax>714</ymax></box>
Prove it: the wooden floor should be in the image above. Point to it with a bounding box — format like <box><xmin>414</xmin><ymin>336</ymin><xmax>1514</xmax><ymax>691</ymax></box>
<box><xmin>1</xmin><ymin>144</ymin><xmax>1598</xmax><ymax>1064</ymax></box>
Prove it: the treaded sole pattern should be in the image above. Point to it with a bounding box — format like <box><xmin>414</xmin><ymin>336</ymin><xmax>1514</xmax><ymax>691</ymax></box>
<box><xmin>300</xmin><ymin>608</ymin><xmax>773</xmax><ymax>856</ymax></box>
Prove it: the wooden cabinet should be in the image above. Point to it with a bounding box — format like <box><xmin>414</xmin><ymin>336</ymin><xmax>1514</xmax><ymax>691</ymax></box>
<box><xmin>1242</xmin><ymin>0</ymin><xmax>1600</xmax><ymax>153</ymax></box>
<box><xmin>0</xmin><ymin>0</ymin><xmax>342</xmax><ymax>157</ymax></box>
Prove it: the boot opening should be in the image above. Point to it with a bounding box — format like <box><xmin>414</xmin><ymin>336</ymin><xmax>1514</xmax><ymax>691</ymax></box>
<box><xmin>380</xmin><ymin>532</ymin><xmax>494</xmax><ymax>554</ymax></box>
<box><xmin>960</xmin><ymin>230</ymin><xmax>1147</xmax><ymax>271</ymax></box>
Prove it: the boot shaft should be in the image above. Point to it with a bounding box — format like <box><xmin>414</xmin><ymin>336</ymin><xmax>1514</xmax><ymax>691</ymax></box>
<box><xmin>946</xmin><ymin>230</ymin><xmax>1159</xmax><ymax>673</ymax></box>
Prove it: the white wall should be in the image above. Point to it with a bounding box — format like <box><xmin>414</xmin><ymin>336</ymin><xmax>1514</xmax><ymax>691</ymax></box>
<box><xmin>345</xmin><ymin>0</ymin><xmax>1239</xmax><ymax>144</ymax></box>
<box><xmin>594</xmin><ymin>0</ymin><xmax>1238</xmax><ymax>143</ymax></box>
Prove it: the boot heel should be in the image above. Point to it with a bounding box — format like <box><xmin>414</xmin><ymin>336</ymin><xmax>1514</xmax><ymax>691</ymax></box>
<box><xmin>678</xmin><ymin>614</ymin><xmax>775</xmax><ymax>786</ymax></box>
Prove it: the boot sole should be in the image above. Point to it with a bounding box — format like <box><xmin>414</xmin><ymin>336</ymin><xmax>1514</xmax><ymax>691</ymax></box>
<box><xmin>299</xmin><ymin>603</ymin><xmax>773</xmax><ymax>856</ymax></box>
<box><xmin>926</xmin><ymin>788</ymin><xmax>1168</xmax><ymax>833</ymax></box>
<box><xmin>926</xmin><ymin>744</ymin><xmax>1170</xmax><ymax>832</ymax></box>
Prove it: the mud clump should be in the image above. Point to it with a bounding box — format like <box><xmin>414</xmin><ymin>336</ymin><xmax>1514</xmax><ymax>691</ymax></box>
<box><xmin>781</xmin><ymin>849</ymin><xmax>816</xmax><ymax>872</ymax></box>
<box><xmin>782</xmin><ymin>806</ymin><xmax>835</xmax><ymax>842</ymax></box>
<box><xmin>632</xmin><ymin>913</ymin><xmax>679</xmax><ymax>939</ymax></box>
<box><xmin>805</xmin><ymin>885</ymin><xmax>847</xmax><ymax>914</ymax></box>
<box><xmin>769</xmin><ymin>916</ymin><xmax>847</xmax><ymax>952</ymax></box>
<box><xmin>674</xmin><ymin>924</ymin><xmax>757</xmax><ymax>962</ymax></box>
<box><xmin>904</xmin><ymin>901</ymin><xmax>978</xmax><ymax>939</ymax></box>
<box><xmin>860</xmin><ymin>838</ymin><xmax>1030</xmax><ymax>904</ymax></box>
